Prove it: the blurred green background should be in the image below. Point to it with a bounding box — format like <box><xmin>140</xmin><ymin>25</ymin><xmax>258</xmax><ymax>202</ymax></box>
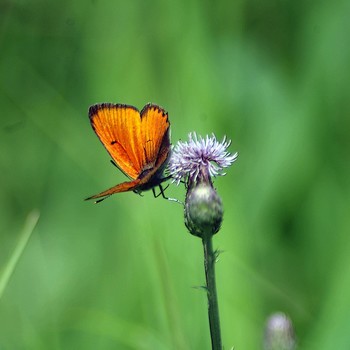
<box><xmin>1</xmin><ymin>0</ymin><xmax>349</xmax><ymax>349</ymax></box>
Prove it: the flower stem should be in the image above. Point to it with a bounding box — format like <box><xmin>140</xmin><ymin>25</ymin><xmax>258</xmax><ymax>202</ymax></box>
<box><xmin>202</xmin><ymin>235</ymin><xmax>222</xmax><ymax>350</ymax></box>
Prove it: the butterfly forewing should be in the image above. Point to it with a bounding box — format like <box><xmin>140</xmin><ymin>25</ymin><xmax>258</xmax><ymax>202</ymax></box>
<box><xmin>89</xmin><ymin>104</ymin><xmax>144</xmax><ymax>179</ymax></box>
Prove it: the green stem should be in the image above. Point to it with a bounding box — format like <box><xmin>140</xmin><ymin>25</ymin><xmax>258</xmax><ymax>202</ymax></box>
<box><xmin>202</xmin><ymin>235</ymin><xmax>222</xmax><ymax>350</ymax></box>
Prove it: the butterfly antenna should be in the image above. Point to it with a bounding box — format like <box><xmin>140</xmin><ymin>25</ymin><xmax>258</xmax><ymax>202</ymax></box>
<box><xmin>94</xmin><ymin>195</ymin><xmax>111</xmax><ymax>204</ymax></box>
<box><xmin>110</xmin><ymin>159</ymin><xmax>118</xmax><ymax>168</ymax></box>
<box><xmin>162</xmin><ymin>173</ymin><xmax>172</xmax><ymax>181</ymax></box>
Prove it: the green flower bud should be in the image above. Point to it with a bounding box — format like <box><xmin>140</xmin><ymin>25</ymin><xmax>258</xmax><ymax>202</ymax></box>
<box><xmin>184</xmin><ymin>181</ymin><xmax>223</xmax><ymax>238</ymax></box>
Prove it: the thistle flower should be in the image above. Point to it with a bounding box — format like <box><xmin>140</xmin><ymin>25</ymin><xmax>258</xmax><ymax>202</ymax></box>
<box><xmin>169</xmin><ymin>132</ymin><xmax>238</xmax><ymax>237</ymax></box>
<box><xmin>168</xmin><ymin>132</ymin><xmax>238</xmax><ymax>186</ymax></box>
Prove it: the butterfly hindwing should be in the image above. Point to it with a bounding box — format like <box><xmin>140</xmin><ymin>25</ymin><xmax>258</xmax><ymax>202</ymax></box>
<box><xmin>85</xmin><ymin>178</ymin><xmax>142</xmax><ymax>201</ymax></box>
<box><xmin>140</xmin><ymin>104</ymin><xmax>170</xmax><ymax>170</ymax></box>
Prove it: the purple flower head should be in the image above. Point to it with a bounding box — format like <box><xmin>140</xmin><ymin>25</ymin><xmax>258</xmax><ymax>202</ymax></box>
<box><xmin>168</xmin><ymin>132</ymin><xmax>238</xmax><ymax>185</ymax></box>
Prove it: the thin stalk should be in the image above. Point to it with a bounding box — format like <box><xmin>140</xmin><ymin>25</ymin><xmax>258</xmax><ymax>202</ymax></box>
<box><xmin>202</xmin><ymin>235</ymin><xmax>222</xmax><ymax>350</ymax></box>
<box><xmin>0</xmin><ymin>210</ymin><xmax>40</xmax><ymax>299</ymax></box>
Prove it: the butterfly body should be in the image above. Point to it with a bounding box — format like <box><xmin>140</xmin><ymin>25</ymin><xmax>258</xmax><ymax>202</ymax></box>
<box><xmin>86</xmin><ymin>103</ymin><xmax>171</xmax><ymax>202</ymax></box>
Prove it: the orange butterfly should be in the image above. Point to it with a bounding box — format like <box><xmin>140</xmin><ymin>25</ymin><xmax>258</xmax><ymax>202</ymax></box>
<box><xmin>86</xmin><ymin>103</ymin><xmax>171</xmax><ymax>203</ymax></box>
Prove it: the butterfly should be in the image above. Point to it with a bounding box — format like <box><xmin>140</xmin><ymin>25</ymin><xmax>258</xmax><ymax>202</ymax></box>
<box><xmin>85</xmin><ymin>103</ymin><xmax>171</xmax><ymax>203</ymax></box>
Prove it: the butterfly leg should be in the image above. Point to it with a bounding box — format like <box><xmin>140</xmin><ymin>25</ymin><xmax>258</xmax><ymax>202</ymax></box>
<box><xmin>153</xmin><ymin>185</ymin><xmax>183</xmax><ymax>204</ymax></box>
<box><xmin>133</xmin><ymin>190</ymin><xmax>144</xmax><ymax>197</ymax></box>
